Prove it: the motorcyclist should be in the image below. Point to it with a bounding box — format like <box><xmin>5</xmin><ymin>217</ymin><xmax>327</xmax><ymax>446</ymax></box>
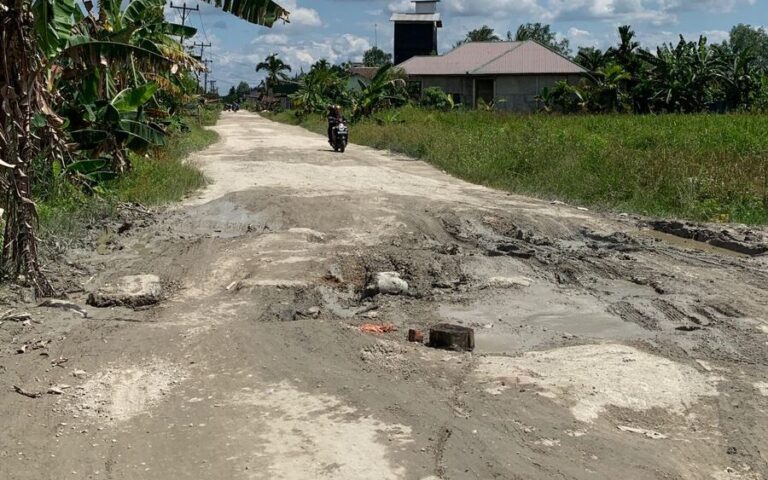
<box><xmin>327</xmin><ymin>104</ymin><xmax>343</xmax><ymax>145</ymax></box>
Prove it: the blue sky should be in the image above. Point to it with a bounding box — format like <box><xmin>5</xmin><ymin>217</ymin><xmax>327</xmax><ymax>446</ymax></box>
<box><xmin>166</xmin><ymin>0</ymin><xmax>767</xmax><ymax>91</ymax></box>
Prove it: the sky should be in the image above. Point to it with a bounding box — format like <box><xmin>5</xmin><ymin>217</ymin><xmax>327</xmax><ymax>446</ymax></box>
<box><xmin>165</xmin><ymin>0</ymin><xmax>768</xmax><ymax>92</ymax></box>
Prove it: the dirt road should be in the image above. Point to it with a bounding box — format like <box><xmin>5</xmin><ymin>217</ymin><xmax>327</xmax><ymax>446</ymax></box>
<box><xmin>2</xmin><ymin>112</ymin><xmax>768</xmax><ymax>479</ymax></box>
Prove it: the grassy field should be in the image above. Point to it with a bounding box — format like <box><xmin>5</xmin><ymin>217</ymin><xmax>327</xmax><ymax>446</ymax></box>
<box><xmin>267</xmin><ymin>107</ymin><xmax>768</xmax><ymax>224</ymax></box>
<box><xmin>38</xmin><ymin>112</ymin><xmax>219</xmax><ymax>241</ymax></box>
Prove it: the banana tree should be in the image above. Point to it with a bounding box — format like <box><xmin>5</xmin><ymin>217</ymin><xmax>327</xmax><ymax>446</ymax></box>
<box><xmin>353</xmin><ymin>65</ymin><xmax>408</xmax><ymax>119</ymax></box>
<box><xmin>714</xmin><ymin>44</ymin><xmax>762</xmax><ymax>110</ymax></box>
<box><xmin>291</xmin><ymin>63</ymin><xmax>351</xmax><ymax>114</ymax></box>
<box><xmin>1</xmin><ymin>0</ymin><xmax>289</xmax><ymax>295</ymax></box>
<box><xmin>643</xmin><ymin>35</ymin><xmax>720</xmax><ymax>112</ymax></box>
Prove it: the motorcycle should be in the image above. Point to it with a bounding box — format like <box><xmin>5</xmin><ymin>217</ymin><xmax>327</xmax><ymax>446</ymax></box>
<box><xmin>331</xmin><ymin>119</ymin><xmax>349</xmax><ymax>153</ymax></box>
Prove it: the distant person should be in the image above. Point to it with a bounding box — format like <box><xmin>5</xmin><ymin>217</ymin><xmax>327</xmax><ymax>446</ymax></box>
<box><xmin>327</xmin><ymin>104</ymin><xmax>343</xmax><ymax>144</ymax></box>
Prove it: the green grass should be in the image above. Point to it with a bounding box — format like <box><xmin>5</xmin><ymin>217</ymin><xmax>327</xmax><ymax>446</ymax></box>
<box><xmin>114</xmin><ymin>122</ymin><xmax>214</xmax><ymax>205</ymax></box>
<box><xmin>38</xmin><ymin>113</ymin><xmax>219</xmax><ymax>241</ymax></box>
<box><xmin>266</xmin><ymin>107</ymin><xmax>768</xmax><ymax>224</ymax></box>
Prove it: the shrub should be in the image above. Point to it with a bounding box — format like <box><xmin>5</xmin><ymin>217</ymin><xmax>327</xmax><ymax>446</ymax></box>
<box><xmin>420</xmin><ymin>87</ymin><xmax>454</xmax><ymax>111</ymax></box>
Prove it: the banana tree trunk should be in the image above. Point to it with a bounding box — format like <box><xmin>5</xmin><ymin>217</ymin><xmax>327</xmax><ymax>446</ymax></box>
<box><xmin>0</xmin><ymin>2</ymin><xmax>55</xmax><ymax>297</ymax></box>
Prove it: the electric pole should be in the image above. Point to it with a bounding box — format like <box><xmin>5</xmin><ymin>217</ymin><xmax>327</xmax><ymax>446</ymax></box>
<box><xmin>192</xmin><ymin>42</ymin><xmax>211</xmax><ymax>59</ymax></box>
<box><xmin>208</xmin><ymin>80</ymin><xmax>217</xmax><ymax>96</ymax></box>
<box><xmin>202</xmin><ymin>59</ymin><xmax>212</xmax><ymax>93</ymax></box>
<box><xmin>193</xmin><ymin>42</ymin><xmax>213</xmax><ymax>92</ymax></box>
<box><xmin>169</xmin><ymin>2</ymin><xmax>199</xmax><ymax>46</ymax></box>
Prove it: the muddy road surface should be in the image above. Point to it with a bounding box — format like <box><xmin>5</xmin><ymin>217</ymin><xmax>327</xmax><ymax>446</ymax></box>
<box><xmin>2</xmin><ymin>112</ymin><xmax>768</xmax><ymax>480</ymax></box>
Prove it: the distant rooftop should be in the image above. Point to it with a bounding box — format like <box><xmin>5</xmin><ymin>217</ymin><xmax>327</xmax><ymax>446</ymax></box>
<box><xmin>349</xmin><ymin>66</ymin><xmax>378</xmax><ymax>81</ymax></box>
<box><xmin>397</xmin><ymin>41</ymin><xmax>587</xmax><ymax>76</ymax></box>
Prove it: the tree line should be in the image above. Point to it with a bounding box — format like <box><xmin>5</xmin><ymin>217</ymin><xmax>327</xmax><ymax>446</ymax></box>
<box><xmin>252</xmin><ymin>22</ymin><xmax>768</xmax><ymax>116</ymax></box>
<box><xmin>457</xmin><ymin>23</ymin><xmax>768</xmax><ymax>113</ymax></box>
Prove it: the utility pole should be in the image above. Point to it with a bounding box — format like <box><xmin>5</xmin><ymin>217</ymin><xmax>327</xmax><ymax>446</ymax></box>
<box><xmin>169</xmin><ymin>2</ymin><xmax>199</xmax><ymax>46</ymax></box>
<box><xmin>192</xmin><ymin>41</ymin><xmax>211</xmax><ymax>59</ymax></box>
<box><xmin>374</xmin><ymin>24</ymin><xmax>378</xmax><ymax>48</ymax></box>
<box><xmin>208</xmin><ymin>80</ymin><xmax>217</xmax><ymax>96</ymax></box>
<box><xmin>202</xmin><ymin>59</ymin><xmax>212</xmax><ymax>93</ymax></box>
<box><xmin>193</xmin><ymin>42</ymin><xmax>213</xmax><ymax>92</ymax></box>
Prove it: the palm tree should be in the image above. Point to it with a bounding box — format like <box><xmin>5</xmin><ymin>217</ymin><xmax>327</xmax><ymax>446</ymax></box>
<box><xmin>608</xmin><ymin>25</ymin><xmax>642</xmax><ymax>74</ymax></box>
<box><xmin>592</xmin><ymin>64</ymin><xmax>632</xmax><ymax>112</ymax></box>
<box><xmin>455</xmin><ymin>25</ymin><xmax>500</xmax><ymax>47</ymax></box>
<box><xmin>257</xmin><ymin>54</ymin><xmax>292</xmax><ymax>93</ymax></box>
<box><xmin>575</xmin><ymin>47</ymin><xmax>608</xmax><ymax>74</ymax></box>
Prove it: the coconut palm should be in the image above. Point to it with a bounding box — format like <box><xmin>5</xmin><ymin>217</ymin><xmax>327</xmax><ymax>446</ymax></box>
<box><xmin>607</xmin><ymin>26</ymin><xmax>642</xmax><ymax>75</ymax></box>
<box><xmin>511</xmin><ymin>23</ymin><xmax>570</xmax><ymax>56</ymax></box>
<box><xmin>575</xmin><ymin>47</ymin><xmax>608</xmax><ymax>74</ymax></box>
<box><xmin>257</xmin><ymin>54</ymin><xmax>292</xmax><ymax>93</ymax></box>
<box><xmin>455</xmin><ymin>25</ymin><xmax>500</xmax><ymax>47</ymax></box>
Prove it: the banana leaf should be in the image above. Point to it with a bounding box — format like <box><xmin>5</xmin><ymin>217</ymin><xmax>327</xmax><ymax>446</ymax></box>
<box><xmin>160</xmin><ymin>23</ymin><xmax>198</xmax><ymax>39</ymax></box>
<box><xmin>84</xmin><ymin>171</ymin><xmax>121</xmax><ymax>183</ymax></box>
<box><xmin>62</xmin><ymin>37</ymin><xmax>175</xmax><ymax>72</ymax></box>
<box><xmin>69</xmin><ymin>129</ymin><xmax>110</xmax><ymax>148</ymax></box>
<box><xmin>123</xmin><ymin>0</ymin><xmax>166</xmax><ymax>25</ymax></box>
<box><xmin>111</xmin><ymin>83</ymin><xmax>158</xmax><ymax>113</ymax></box>
<box><xmin>201</xmin><ymin>0</ymin><xmax>289</xmax><ymax>27</ymax></box>
<box><xmin>118</xmin><ymin>119</ymin><xmax>165</xmax><ymax>147</ymax></box>
<box><xmin>32</xmin><ymin>0</ymin><xmax>79</xmax><ymax>58</ymax></box>
<box><xmin>66</xmin><ymin>159</ymin><xmax>108</xmax><ymax>174</ymax></box>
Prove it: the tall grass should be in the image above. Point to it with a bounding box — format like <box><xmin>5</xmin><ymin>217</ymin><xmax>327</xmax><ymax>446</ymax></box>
<box><xmin>39</xmin><ymin>113</ymin><xmax>219</xmax><ymax>240</ymax></box>
<box><xmin>267</xmin><ymin>107</ymin><xmax>768</xmax><ymax>224</ymax></box>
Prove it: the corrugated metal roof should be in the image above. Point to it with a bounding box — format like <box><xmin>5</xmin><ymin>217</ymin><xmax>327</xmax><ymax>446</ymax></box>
<box><xmin>398</xmin><ymin>42</ymin><xmax>512</xmax><ymax>75</ymax></box>
<box><xmin>474</xmin><ymin>41</ymin><xmax>585</xmax><ymax>75</ymax></box>
<box><xmin>398</xmin><ymin>41</ymin><xmax>586</xmax><ymax>76</ymax></box>
<box><xmin>389</xmin><ymin>13</ymin><xmax>441</xmax><ymax>23</ymax></box>
<box><xmin>349</xmin><ymin>66</ymin><xmax>378</xmax><ymax>81</ymax></box>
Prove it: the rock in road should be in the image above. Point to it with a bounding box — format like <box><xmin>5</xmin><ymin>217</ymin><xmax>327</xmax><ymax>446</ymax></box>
<box><xmin>1</xmin><ymin>111</ymin><xmax>767</xmax><ymax>480</ymax></box>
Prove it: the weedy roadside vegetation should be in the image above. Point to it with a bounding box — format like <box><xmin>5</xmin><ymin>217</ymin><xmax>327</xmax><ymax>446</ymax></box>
<box><xmin>37</xmin><ymin>113</ymin><xmax>219</xmax><ymax>246</ymax></box>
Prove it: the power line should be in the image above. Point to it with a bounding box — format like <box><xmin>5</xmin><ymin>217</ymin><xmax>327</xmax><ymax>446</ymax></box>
<box><xmin>196</xmin><ymin>6</ymin><xmax>210</xmax><ymax>44</ymax></box>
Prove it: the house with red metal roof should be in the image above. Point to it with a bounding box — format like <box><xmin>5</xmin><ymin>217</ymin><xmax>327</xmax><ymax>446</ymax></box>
<box><xmin>397</xmin><ymin>41</ymin><xmax>587</xmax><ymax>112</ymax></box>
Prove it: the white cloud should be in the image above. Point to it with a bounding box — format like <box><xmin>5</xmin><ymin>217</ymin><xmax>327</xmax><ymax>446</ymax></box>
<box><xmin>253</xmin><ymin>33</ymin><xmax>290</xmax><ymax>45</ymax></box>
<box><xmin>281</xmin><ymin>0</ymin><xmax>323</xmax><ymax>26</ymax></box>
<box><xmin>702</xmin><ymin>29</ymin><xmax>729</xmax><ymax>43</ymax></box>
<box><xmin>238</xmin><ymin>32</ymin><xmax>372</xmax><ymax>81</ymax></box>
<box><xmin>437</xmin><ymin>0</ymin><xmax>756</xmax><ymax>24</ymax></box>
<box><xmin>566</xmin><ymin>27</ymin><xmax>602</xmax><ymax>47</ymax></box>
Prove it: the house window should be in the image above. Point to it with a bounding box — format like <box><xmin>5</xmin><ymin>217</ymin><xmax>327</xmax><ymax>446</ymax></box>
<box><xmin>408</xmin><ymin>80</ymin><xmax>423</xmax><ymax>99</ymax></box>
